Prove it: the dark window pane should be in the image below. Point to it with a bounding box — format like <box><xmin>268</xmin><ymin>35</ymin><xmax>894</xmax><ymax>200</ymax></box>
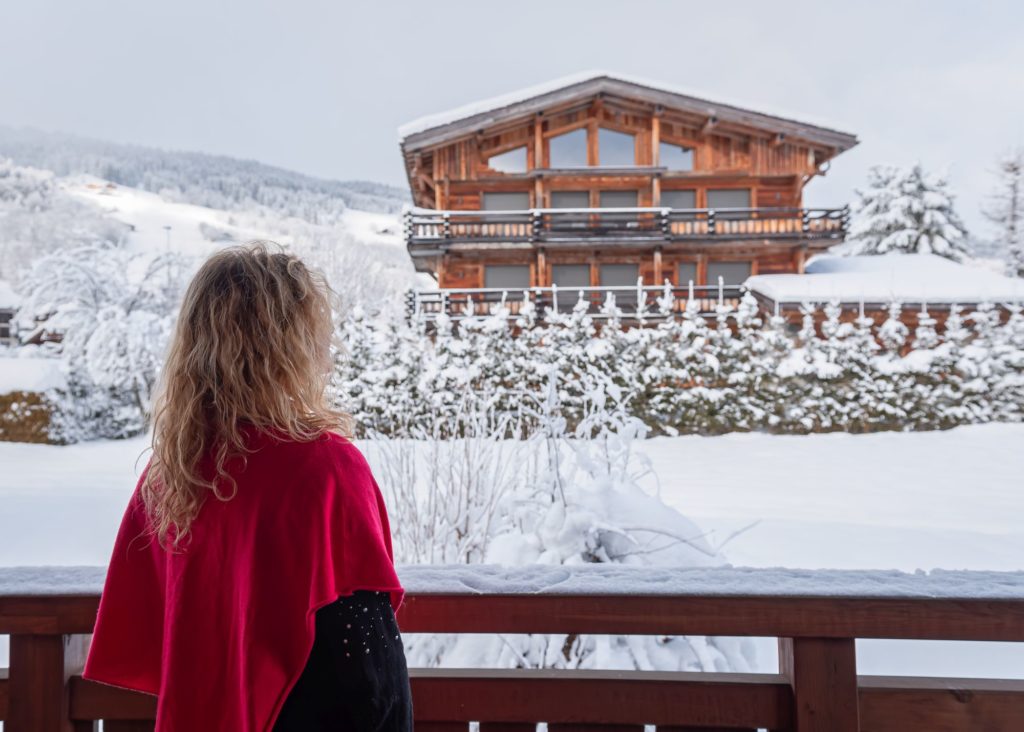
<box><xmin>599</xmin><ymin>263</ymin><xmax>640</xmax><ymax>286</ymax></box>
<box><xmin>599</xmin><ymin>190</ymin><xmax>639</xmax><ymax>208</ymax></box>
<box><xmin>600</xmin><ymin>263</ymin><xmax>640</xmax><ymax>308</ymax></box>
<box><xmin>550</xmin><ymin>191</ymin><xmax>590</xmax><ymax>208</ymax></box>
<box><xmin>598</xmin><ymin>128</ymin><xmax>636</xmax><ymax>166</ymax></box>
<box><xmin>487</xmin><ymin>146</ymin><xmax>527</xmax><ymax>173</ymax></box>
<box><xmin>706</xmin><ymin>261</ymin><xmax>752</xmax><ymax>286</ymax></box>
<box><xmin>677</xmin><ymin>261</ymin><xmax>698</xmax><ymax>286</ymax></box>
<box><xmin>659</xmin><ymin>142</ymin><xmax>694</xmax><ymax>171</ymax></box>
<box><xmin>707</xmin><ymin>189</ymin><xmax>751</xmax><ymax>219</ymax></box>
<box><xmin>482</xmin><ymin>192</ymin><xmax>530</xmax><ymax>210</ymax></box>
<box><xmin>661</xmin><ymin>189</ymin><xmax>696</xmax><ymax>209</ymax></box>
<box><xmin>549</xmin><ymin>128</ymin><xmax>588</xmax><ymax>168</ymax></box>
<box><xmin>551</xmin><ymin>263</ymin><xmax>590</xmax><ymax>307</ymax></box>
<box><xmin>485</xmin><ymin>265</ymin><xmax>531</xmax><ymax>290</ymax></box>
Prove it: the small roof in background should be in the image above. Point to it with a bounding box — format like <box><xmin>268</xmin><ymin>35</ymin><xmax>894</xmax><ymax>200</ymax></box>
<box><xmin>745</xmin><ymin>254</ymin><xmax>1024</xmax><ymax>305</ymax></box>
<box><xmin>399</xmin><ymin>70</ymin><xmax>859</xmax><ymax>153</ymax></box>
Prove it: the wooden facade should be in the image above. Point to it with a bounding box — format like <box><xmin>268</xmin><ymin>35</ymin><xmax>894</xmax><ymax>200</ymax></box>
<box><xmin>400</xmin><ymin>74</ymin><xmax>858</xmax><ymax>295</ymax></box>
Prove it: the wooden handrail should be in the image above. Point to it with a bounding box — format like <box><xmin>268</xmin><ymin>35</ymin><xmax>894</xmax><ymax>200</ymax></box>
<box><xmin>2</xmin><ymin>565</ymin><xmax>1023</xmax><ymax>731</ymax></box>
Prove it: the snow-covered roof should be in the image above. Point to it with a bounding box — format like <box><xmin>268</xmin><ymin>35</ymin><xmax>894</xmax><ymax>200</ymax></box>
<box><xmin>0</xmin><ymin>356</ymin><xmax>65</xmax><ymax>394</ymax></box>
<box><xmin>399</xmin><ymin>70</ymin><xmax>858</xmax><ymax>152</ymax></box>
<box><xmin>0</xmin><ymin>279</ymin><xmax>20</xmax><ymax>308</ymax></box>
<box><xmin>745</xmin><ymin>254</ymin><xmax>1024</xmax><ymax>305</ymax></box>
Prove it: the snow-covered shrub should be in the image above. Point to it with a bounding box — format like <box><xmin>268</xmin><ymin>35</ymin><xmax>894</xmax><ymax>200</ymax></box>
<box><xmin>336</xmin><ymin>295</ymin><xmax>1024</xmax><ymax>438</ymax></box>
<box><xmin>847</xmin><ymin>164</ymin><xmax>971</xmax><ymax>262</ymax></box>
<box><xmin>16</xmin><ymin>242</ymin><xmax>193</xmax><ymax>442</ymax></box>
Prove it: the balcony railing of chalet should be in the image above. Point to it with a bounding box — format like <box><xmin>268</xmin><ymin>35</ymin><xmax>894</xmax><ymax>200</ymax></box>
<box><xmin>407</xmin><ymin>283</ymin><xmax>744</xmax><ymax>321</ymax></box>
<box><xmin>405</xmin><ymin>206</ymin><xmax>850</xmax><ymax>247</ymax></box>
<box><xmin>2</xmin><ymin>565</ymin><xmax>1023</xmax><ymax>731</ymax></box>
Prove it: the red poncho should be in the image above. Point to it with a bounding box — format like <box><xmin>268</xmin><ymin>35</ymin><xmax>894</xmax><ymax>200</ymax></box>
<box><xmin>82</xmin><ymin>425</ymin><xmax>405</xmax><ymax>731</ymax></box>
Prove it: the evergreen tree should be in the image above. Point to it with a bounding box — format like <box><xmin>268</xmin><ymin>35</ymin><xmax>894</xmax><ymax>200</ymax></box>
<box><xmin>981</xmin><ymin>149</ymin><xmax>1024</xmax><ymax>277</ymax></box>
<box><xmin>847</xmin><ymin>164</ymin><xmax>971</xmax><ymax>261</ymax></box>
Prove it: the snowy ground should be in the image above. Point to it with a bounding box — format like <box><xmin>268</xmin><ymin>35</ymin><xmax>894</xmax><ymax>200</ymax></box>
<box><xmin>1</xmin><ymin>424</ymin><xmax>1022</xmax><ymax>678</ymax></box>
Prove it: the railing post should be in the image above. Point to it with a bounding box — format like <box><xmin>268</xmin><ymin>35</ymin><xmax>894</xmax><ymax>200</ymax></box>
<box><xmin>801</xmin><ymin>209</ymin><xmax>811</xmax><ymax>234</ymax></box>
<box><xmin>841</xmin><ymin>204</ymin><xmax>851</xmax><ymax>235</ymax></box>
<box><xmin>708</xmin><ymin>209</ymin><xmax>716</xmax><ymax>236</ymax></box>
<box><xmin>531</xmin><ymin>208</ymin><xmax>541</xmax><ymax>243</ymax></box>
<box><xmin>660</xmin><ymin>207</ymin><xmax>671</xmax><ymax>241</ymax></box>
<box><xmin>778</xmin><ymin>637</ymin><xmax>859</xmax><ymax>732</ymax></box>
<box><xmin>442</xmin><ymin>212</ymin><xmax>451</xmax><ymax>240</ymax></box>
<box><xmin>8</xmin><ymin>632</ymin><xmax>91</xmax><ymax>732</ymax></box>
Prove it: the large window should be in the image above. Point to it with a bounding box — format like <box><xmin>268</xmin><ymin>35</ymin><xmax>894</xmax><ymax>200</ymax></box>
<box><xmin>598</xmin><ymin>128</ymin><xmax>636</xmax><ymax>166</ymax></box>
<box><xmin>486</xmin><ymin>146</ymin><xmax>527</xmax><ymax>174</ymax></box>
<box><xmin>706</xmin><ymin>260</ymin><xmax>752</xmax><ymax>287</ymax></box>
<box><xmin>661</xmin><ymin>189</ymin><xmax>696</xmax><ymax>209</ymax></box>
<box><xmin>599</xmin><ymin>263</ymin><xmax>640</xmax><ymax>287</ymax></box>
<box><xmin>659</xmin><ymin>142</ymin><xmax>694</xmax><ymax>171</ymax></box>
<box><xmin>485</xmin><ymin>265</ymin><xmax>530</xmax><ymax>290</ymax></box>
<box><xmin>600</xmin><ymin>263</ymin><xmax>640</xmax><ymax>307</ymax></box>
<box><xmin>599</xmin><ymin>190</ymin><xmax>639</xmax><ymax>208</ymax></box>
<box><xmin>550</xmin><ymin>191</ymin><xmax>590</xmax><ymax>208</ymax></box>
<box><xmin>481</xmin><ymin>192</ymin><xmax>530</xmax><ymax>210</ymax></box>
<box><xmin>551</xmin><ymin>263</ymin><xmax>590</xmax><ymax>308</ymax></box>
<box><xmin>548</xmin><ymin>128</ymin><xmax>588</xmax><ymax>168</ymax></box>
<box><xmin>707</xmin><ymin>188</ymin><xmax>751</xmax><ymax>219</ymax></box>
<box><xmin>677</xmin><ymin>261</ymin><xmax>698</xmax><ymax>287</ymax></box>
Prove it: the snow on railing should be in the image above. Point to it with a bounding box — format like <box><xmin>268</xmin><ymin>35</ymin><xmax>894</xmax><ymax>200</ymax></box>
<box><xmin>3</xmin><ymin>563</ymin><xmax>1022</xmax><ymax>599</ymax></box>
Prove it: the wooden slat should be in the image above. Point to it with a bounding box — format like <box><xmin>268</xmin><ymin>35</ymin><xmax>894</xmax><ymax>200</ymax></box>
<box><xmin>408</xmin><ymin>668</ymin><xmax>790</xmax><ymax>729</ymax></box>
<box><xmin>8</xmin><ymin>634</ymin><xmax>71</xmax><ymax>731</ymax></box>
<box><xmin>859</xmin><ymin>675</ymin><xmax>1024</xmax><ymax>732</ymax></box>
<box><xmin>101</xmin><ymin>724</ymin><xmax>154</xmax><ymax>732</ymax></box>
<box><xmin>0</xmin><ymin>666</ymin><xmax>8</xmax><ymax>719</ymax></box>
<box><xmin>779</xmin><ymin>637</ymin><xmax>858</xmax><ymax>732</ymax></box>
<box><xmin>397</xmin><ymin>594</ymin><xmax>1024</xmax><ymax>642</ymax></box>
<box><xmin>68</xmin><ymin>676</ymin><xmax>156</xmax><ymax>720</ymax></box>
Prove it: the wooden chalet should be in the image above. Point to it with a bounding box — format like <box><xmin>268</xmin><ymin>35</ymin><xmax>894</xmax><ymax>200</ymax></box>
<box><xmin>400</xmin><ymin>72</ymin><xmax>858</xmax><ymax>319</ymax></box>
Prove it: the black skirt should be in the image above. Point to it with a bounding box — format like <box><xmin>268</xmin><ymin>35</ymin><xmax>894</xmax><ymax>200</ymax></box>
<box><xmin>272</xmin><ymin>589</ymin><xmax>413</xmax><ymax>731</ymax></box>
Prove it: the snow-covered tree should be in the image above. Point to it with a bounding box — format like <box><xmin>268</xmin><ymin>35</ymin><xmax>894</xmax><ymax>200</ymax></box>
<box><xmin>981</xmin><ymin>149</ymin><xmax>1024</xmax><ymax>277</ymax></box>
<box><xmin>16</xmin><ymin>242</ymin><xmax>193</xmax><ymax>441</ymax></box>
<box><xmin>847</xmin><ymin>164</ymin><xmax>971</xmax><ymax>261</ymax></box>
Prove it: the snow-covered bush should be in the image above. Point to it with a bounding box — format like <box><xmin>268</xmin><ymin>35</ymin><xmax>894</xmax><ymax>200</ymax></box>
<box><xmin>15</xmin><ymin>242</ymin><xmax>193</xmax><ymax>442</ymax></box>
<box><xmin>847</xmin><ymin>164</ymin><xmax>971</xmax><ymax>262</ymax></box>
<box><xmin>336</xmin><ymin>293</ymin><xmax>1024</xmax><ymax>439</ymax></box>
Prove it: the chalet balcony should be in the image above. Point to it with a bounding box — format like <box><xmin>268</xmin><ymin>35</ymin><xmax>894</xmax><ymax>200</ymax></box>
<box><xmin>2</xmin><ymin>565</ymin><xmax>1023</xmax><ymax>731</ymax></box>
<box><xmin>406</xmin><ymin>283</ymin><xmax>744</xmax><ymax>321</ymax></box>
<box><xmin>404</xmin><ymin>205</ymin><xmax>850</xmax><ymax>250</ymax></box>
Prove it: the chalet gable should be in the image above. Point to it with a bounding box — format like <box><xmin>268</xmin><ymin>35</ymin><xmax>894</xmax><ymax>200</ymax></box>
<box><xmin>399</xmin><ymin>71</ymin><xmax>859</xmax><ymax>156</ymax></box>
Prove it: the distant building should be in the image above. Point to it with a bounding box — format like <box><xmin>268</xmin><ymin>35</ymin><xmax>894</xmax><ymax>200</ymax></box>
<box><xmin>0</xmin><ymin>279</ymin><xmax>19</xmax><ymax>347</ymax></box>
<box><xmin>399</xmin><ymin>72</ymin><xmax>858</xmax><ymax>319</ymax></box>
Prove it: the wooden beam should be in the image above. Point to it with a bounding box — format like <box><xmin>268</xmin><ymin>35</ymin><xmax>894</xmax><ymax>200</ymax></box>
<box><xmin>771</xmin><ymin>132</ymin><xmax>786</xmax><ymax>148</ymax></box>
<box><xmin>533</xmin><ymin>114</ymin><xmax>544</xmax><ymax>170</ymax></box>
<box><xmin>701</xmin><ymin>116</ymin><xmax>718</xmax><ymax>136</ymax></box>
<box><xmin>859</xmin><ymin>675</ymin><xmax>1024</xmax><ymax>732</ymax></box>
<box><xmin>779</xmin><ymin>637</ymin><xmax>859</xmax><ymax>732</ymax></box>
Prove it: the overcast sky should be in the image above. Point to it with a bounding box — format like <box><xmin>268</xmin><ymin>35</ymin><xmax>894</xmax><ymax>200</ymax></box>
<box><xmin>3</xmin><ymin>1</ymin><xmax>1022</xmax><ymax>234</ymax></box>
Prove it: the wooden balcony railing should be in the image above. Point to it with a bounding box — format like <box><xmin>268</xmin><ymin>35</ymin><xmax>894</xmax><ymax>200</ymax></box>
<box><xmin>405</xmin><ymin>206</ymin><xmax>850</xmax><ymax>249</ymax></box>
<box><xmin>406</xmin><ymin>283</ymin><xmax>745</xmax><ymax>321</ymax></box>
<box><xmin>1</xmin><ymin>565</ymin><xmax>1023</xmax><ymax>731</ymax></box>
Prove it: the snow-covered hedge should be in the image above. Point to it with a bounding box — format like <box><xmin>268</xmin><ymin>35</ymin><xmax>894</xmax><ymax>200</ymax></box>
<box><xmin>336</xmin><ymin>292</ymin><xmax>1024</xmax><ymax>437</ymax></box>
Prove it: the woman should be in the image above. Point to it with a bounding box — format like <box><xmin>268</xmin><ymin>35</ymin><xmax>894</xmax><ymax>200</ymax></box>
<box><xmin>82</xmin><ymin>241</ymin><xmax>413</xmax><ymax>731</ymax></box>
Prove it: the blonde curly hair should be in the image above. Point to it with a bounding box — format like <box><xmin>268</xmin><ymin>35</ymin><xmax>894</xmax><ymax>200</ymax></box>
<box><xmin>140</xmin><ymin>240</ymin><xmax>352</xmax><ymax>551</ymax></box>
